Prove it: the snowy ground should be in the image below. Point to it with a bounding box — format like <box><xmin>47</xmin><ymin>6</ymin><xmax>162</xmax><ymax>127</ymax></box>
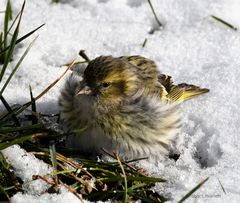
<box><xmin>1</xmin><ymin>0</ymin><xmax>240</xmax><ymax>202</ymax></box>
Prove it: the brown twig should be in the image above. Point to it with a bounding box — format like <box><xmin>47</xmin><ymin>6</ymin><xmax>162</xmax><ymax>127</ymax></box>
<box><xmin>59</xmin><ymin>180</ymin><xmax>85</xmax><ymax>203</ymax></box>
<box><xmin>33</xmin><ymin>151</ymin><xmax>95</xmax><ymax>179</ymax></box>
<box><xmin>32</xmin><ymin>174</ymin><xmax>84</xmax><ymax>202</ymax></box>
<box><xmin>32</xmin><ymin>175</ymin><xmax>55</xmax><ymax>185</ymax></box>
<box><xmin>56</xmin><ymin>152</ymin><xmax>96</xmax><ymax>179</ymax></box>
<box><xmin>35</xmin><ymin>60</ymin><xmax>77</xmax><ymax>101</ymax></box>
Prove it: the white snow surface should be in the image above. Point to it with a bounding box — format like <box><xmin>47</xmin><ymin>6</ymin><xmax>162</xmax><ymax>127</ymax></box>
<box><xmin>2</xmin><ymin>145</ymin><xmax>53</xmax><ymax>195</ymax></box>
<box><xmin>1</xmin><ymin>0</ymin><xmax>240</xmax><ymax>202</ymax></box>
<box><xmin>11</xmin><ymin>184</ymin><xmax>88</xmax><ymax>203</ymax></box>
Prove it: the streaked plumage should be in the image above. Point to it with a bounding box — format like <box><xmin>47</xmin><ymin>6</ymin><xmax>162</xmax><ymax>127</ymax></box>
<box><xmin>59</xmin><ymin>55</ymin><xmax>209</xmax><ymax>158</ymax></box>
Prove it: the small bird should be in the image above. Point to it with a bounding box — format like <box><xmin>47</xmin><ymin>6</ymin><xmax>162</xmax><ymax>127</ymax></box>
<box><xmin>59</xmin><ymin>55</ymin><xmax>209</xmax><ymax>158</ymax></box>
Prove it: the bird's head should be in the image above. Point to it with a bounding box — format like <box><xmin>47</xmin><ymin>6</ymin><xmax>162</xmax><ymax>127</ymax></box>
<box><xmin>75</xmin><ymin>56</ymin><xmax>142</xmax><ymax>108</ymax></box>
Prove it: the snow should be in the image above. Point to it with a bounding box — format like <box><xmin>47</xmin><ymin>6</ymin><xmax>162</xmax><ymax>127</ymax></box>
<box><xmin>1</xmin><ymin>0</ymin><xmax>240</xmax><ymax>202</ymax></box>
<box><xmin>1</xmin><ymin>145</ymin><xmax>85</xmax><ymax>202</ymax></box>
<box><xmin>11</xmin><ymin>186</ymin><xmax>87</xmax><ymax>203</ymax></box>
<box><xmin>2</xmin><ymin>145</ymin><xmax>52</xmax><ymax>195</ymax></box>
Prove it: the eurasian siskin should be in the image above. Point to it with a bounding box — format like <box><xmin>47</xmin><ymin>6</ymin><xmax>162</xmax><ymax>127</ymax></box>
<box><xmin>59</xmin><ymin>55</ymin><xmax>209</xmax><ymax>158</ymax></box>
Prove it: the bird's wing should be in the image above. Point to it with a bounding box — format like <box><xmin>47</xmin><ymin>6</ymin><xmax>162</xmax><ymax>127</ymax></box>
<box><xmin>119</xmin><ymin>55</ymin><xmax>159</xmax><ymax>79</ymax></box>
<box><xmin>158</xmin><ymin>74</ymin><xmax>209</xmax><ymax>102</ymax></box>
<box><xmin>120</xmin><ymin>56</ymin><xmax>209</xmax><ymax>102</ymax></box>
<box><xmin>158</xmin><ymin>74</ymin><xmax>174</xmax><ymax>93</ymax></box>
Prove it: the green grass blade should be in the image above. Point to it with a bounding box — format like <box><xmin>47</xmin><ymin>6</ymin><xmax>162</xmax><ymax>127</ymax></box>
<box><xmin>0</xmin><ymin>134</ymin><xmax>32</xmax><ymax>150</ymax></box>
<box><xmin>8</xmin><ymin>0</ymin><xmax>13</xmax><ymax>20</ymax></box>
<box><xmin>29</xmin><ymin>85</ymin><xmax>38</xmax><ymax>124</ymax></box>
<box><xmin>177</xmin><ymin>177</ymin><xmax>209</xmax><ymax>203</ymax></box>
<box><xmin>142</xmin><ymin>38</ymin><xmax>147</xmax><ymax>48</ymax></box>
<box><xmin>147</xmin><ymin>0</ymin><xmax>162</xmax><ymax>27</ymax></box>
<box><xmin>0</xmin><ymin>10</ymin><xmax>21</xmax><ymax>49</ymax></box>
<box><xmin>217</xmin><ymin>178</ymin><xmax>226</xmax><ymax>194</ymax></box>
<box><xmin>0</xmin><ymin>152</ymin><xmax>10</xmax><ymax>169</ymax></box>
<box><xmin>49</xmin><ymin>143</ymin><xmax>59</xmax><ymax>183</ymax></box>
<box><xmin>0</xmin><ymin>124</ymin><xmax>44</xmax><ymax>133</ymax></box>
<box><xmin>15</xmin><ymin>23</ymin><xmax>44</xmax><ymax>46</ymax></box>
<box><xmin>116</xmin><ymin>154</ymin><xmax>128</xmax><ymax>203</ymax></box>
<box><xmin>0</xmin><ymin>103</ymin><xmax>24</xmax><ymax>124</ymax></box>
<box><xmin>0</xmin><ymin>0</ymin><xmax>25</xmax><ymax>82</ymax></box>
<box><xmin>211</xmin><ymin>15</ymin><xmax>237</xmax><ymax>31</ymax></box>
<box><xmin>0</xmin><ymin>124</ymin><xmax>44</xmax><ymax>134</ymax></box>
<box><xmin>50</xmin><ymin>143</ymin><xmax>57</xmax><ymax>170</ymax></box>
<box><xmin>0</xmin><ymin>185</ymin><xmax>10</xmax><ymax>202</ymax></box>
<box><xmin>99</xmin><ymin>175</ymin><xmax>165</xmax><ymax>183</ymax></box>
<box><xmin>0</xmin><ymin>95</ymin><xmax>20</xmax><ymax>126</ymax></box>
<box><xmin>3</xmin><ymin>0</ymin><xmax>13</xmax><ymax>61</ymax></box>
<box><xmin>128</xmin><ymin>182</ymin><xmax>147</xmax><ymax>191</ymax></box>
<box><xmin>0</xmin><ymin>23</ymin><xmax>44</xmax><ymax>56</ymax></box>
<box><xmin>0</xmin><ymin>33</ymin><xmax>3</xmax><ymax>53</ymax></box>
<box><xmin>0</xmin><ymin>36</ymin><xmax>38</xmax><ymax>97</ymax></box>
<box><xmin>0</xmin><ymin>101</ymin><xmax>30</xmax><ymax>124</ymax></box>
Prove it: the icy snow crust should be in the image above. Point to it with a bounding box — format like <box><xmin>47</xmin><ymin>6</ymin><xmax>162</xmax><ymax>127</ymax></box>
<box><xmin>1</xmin><ymin>0</ymin><xmax>240</xmax><ymax>202</ymax></box>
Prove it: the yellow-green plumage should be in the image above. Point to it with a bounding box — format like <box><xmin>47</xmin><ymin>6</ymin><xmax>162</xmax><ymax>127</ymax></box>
<box><xmin>158</xmin><ymin>74</ymin><xmax>209</xmax><ymax>102</ymax></box>
<box><xmin>59</xmin><ymin>55</ymin><xmax>209</xmax><ymax>158</ymax></box>
<box><xmin>120</xmin><ymin>55</ymin><xmax>209</xmax><ymax>102</ymax></box>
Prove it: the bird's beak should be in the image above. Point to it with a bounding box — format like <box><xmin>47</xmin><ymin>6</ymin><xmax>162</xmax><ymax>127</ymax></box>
<box><xmin>76</xmin><ymin>85</ymin><xmax>92</xmax><ymax>95</ymax></box>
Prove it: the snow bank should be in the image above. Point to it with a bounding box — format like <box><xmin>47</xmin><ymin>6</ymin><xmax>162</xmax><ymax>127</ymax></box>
<box><xmin>1</xmin><ymin>0</ymin><xmax>240</xmax><ymax>202</ymax></box>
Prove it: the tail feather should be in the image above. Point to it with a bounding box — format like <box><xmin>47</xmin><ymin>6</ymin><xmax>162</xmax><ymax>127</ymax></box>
<box><xmin>158</xmin><ymin>74</ymin><xmax>209</xmax><ymax>102</ymax></box>
<box><xmin>168</xmin><ymin>83</ymin><xmax>209</xmax><ymax>102</ymax></box>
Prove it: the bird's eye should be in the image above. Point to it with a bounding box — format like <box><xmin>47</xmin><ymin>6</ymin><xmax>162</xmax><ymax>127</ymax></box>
<box><xmin>101</xmin><ymin>82</ymin><xmax>111</xmax><ymax>89</ymax></box>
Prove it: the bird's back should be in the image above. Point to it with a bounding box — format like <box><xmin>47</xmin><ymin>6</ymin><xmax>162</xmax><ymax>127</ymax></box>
<box><xmin>120</xmin><ymin>55</ymin><xmax>209</xmax><ymax>102</ymax></box>
<box><xmin>120</xmin><ymin>55</ymin><xmax>166</xmax><ymax>97</ymax></box>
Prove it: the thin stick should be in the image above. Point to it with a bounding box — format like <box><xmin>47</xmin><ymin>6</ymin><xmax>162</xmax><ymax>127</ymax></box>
<box><xmin>35</xmin><ymin>60</ymin><xmax>76</xmax><ymax>101</ymax></box>
<box><xmin>32</xmin><ymin>175</ymin><xmax>55</xmax><ymax>185</ymax></box>
<box><xmin>147</xmin><ymin>0</ymin><xmax>162</xmax><ymax>27</ymax></box>
<box><xmin>217</xmin><ymin>178</ymin><xmax>226</xmax><ymax>194</ymax></box>
<box><xmin>211</xmin><ymin>15</ymin><xmax>237</xmax><ymax>31</ymax></box>
<box><xmin>142</xmin><ymin>38</ymin><xmax>148</xmax><ymax>48</ymax></box>
<box><xmin>60</xmin><ymin>180</ymin><xmax>84</xmax><ymax>203</ymax></box>
<box><xmin>79</xmin><ymin>50</ymin><xmax>90</xmax><ymax>63</ymax></box>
